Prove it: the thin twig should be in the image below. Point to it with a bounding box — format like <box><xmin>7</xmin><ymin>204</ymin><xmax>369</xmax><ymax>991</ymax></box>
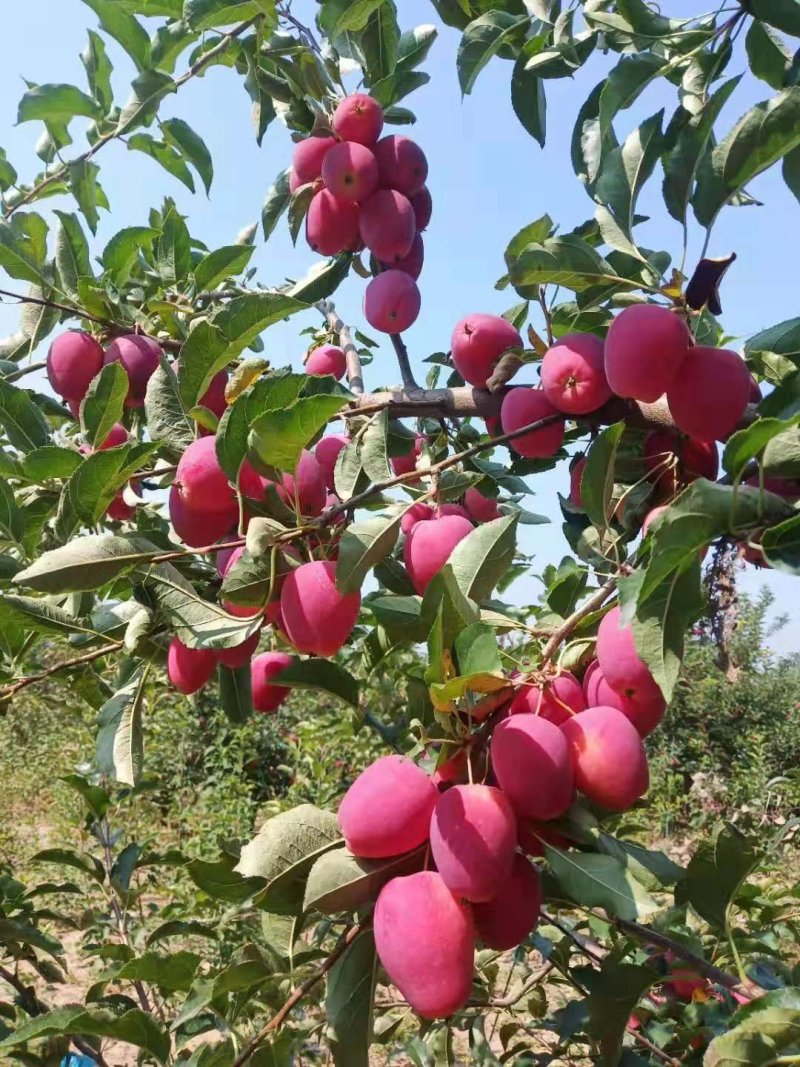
<box><xmin>232</xmin><ymin>923</ymin><xmax>365</xmax><ymax>1066</ymax></box>
<box><xmin>0</xmin><ymin>641</ymin><xmax>124</xmax><ymax>701</ymax></box>
<box><xmin>0</xmin><ymin>287</ymin><xmax>111</xmax><ymax>328</ymax></box>
<box><xmin>538</xmin><ymin>579</ymin><xmax>617</xmax><ymax>667</ymax></box>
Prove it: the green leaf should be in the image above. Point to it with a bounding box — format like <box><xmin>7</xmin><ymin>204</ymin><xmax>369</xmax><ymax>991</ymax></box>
<box><xmin>177</xmin><ymin>322</ymin><xmax>229</xmax><ymax>409</ymax></box>
<box><xmin>663</xmin><ymin>76</ymin><xmax>741</xmax><ymax>226</ymax></box>
<box><xmin>369</xmin><ymin>594</ymin><xmax>425</xmax><ymax>643</ymax></box>
<box><xmin>745</xmin><ymin>315</ymin><xmax>800</xmax><ymax>366</ymax></box>
<box><xmin>144</xmin><ymin>357</ymin><xmax>194</xmax><ymax>456</ymax></box>
<box><xmin>183</xmin><ymin>0</ymin><xmax>267</xmax><ymax>29</ymax></box>
<box><xmin>581</xmin><ymin>422</ymin><xmax>625</xmax><ymax>529</ymax></box>
<box><xmin>0</xmin><ymin>219</ymin><xmax>50</xmax><ymax>288</ymax></box>
<box><xmin>14</xmin><ymin>533</ymin><xmax>155</xmax><ymax>594</ymax></box>
<box><xmin>56</xmin><ymin>442</ymin><xmax>157</xmax><ymax>537</ymax></box>
<box><xmin>143</xmin><ymin>562</ymin><xmax>261</xmax><ymax>650</ymax></box>
<box><xmin>454</xmin><ymin>621</ymin><xmax>502</xmax><ymax>676</ymax></box>
<box><xmin>599</xmin><ymin>54</ymin><xmax>665</xmax><ymax>139</ymax></box>
<box><xmin>0</xmin><ymin>149</ymin><xmax>17</xmax><ymax>194</ymax></box>
<box><xmin>746</xmin><ymin>20</ymin><xmax>792</xmax><ymax>91</ymax></box>
<box><xmin>0</xmin><ymin>380</ymin><xmax>50</xmax><ymax>450</ymax></box>
<box><xmin>115</xmin><ymin>950</ymin><xmax>199</xmax><ymax>993</ymax></box>
<box><xmin>67</xmin><ymin>159</ymin><xmax>105</xmax><ymax>234</ymax></box>
<box><xmin>305</xmin><ymin>846</ymin><xmax>424</xmax><ymax>914</ymax></box>
<box><xmin>83</xmin><ymin>0</ymin><xmax>151</xmax><ymax>70</ymax></box>
<box><xmin>81</xmin><ymin>362</ymin><xmax>128</xmax><ymax>449</ymax></box>
<box><xmin>54</xmin><ymin>210</ymin><xmax>92</xmax><ymax>301</ymax></box>
<box><xmin>511</xmin><ymin>41</ymin><xmax>546</xmax><ymax>147</ymax></box>
<box><xmin>0</xmin><ymin>593</ymin><xmax>96</xmax><ymax>637</ymax></box>
<box><xmin>249</xmin><ymin>393</ymin><xmax>350</xmax><ymax>473</ymax></box>
<box><xmin>509</xmin><ymin>235</ymin><xmax>633</xmax><ymax>294</ymax></box>
<box><xmin>398</xmin><ymin>24</ymin><xmax>438</xmax><ymax>70</ymax></box>
<box><xmin>320</xmin><ymin>0</ymin><xmax>390</xmax><ymax>37</ymax></box>
<box><xmin>694</xmin><ymin>87</ymin><xmax>800</xmax><ymax>228</ymax></box>
<box><xmin>288</xmin><ymin>253</ymin><xmax>352</xmax><ymax>303</ymax></box>
<box><xmin>187</xmin><ymin>854</ymin><xmax>261</xmax><ymax>902</ymax></box>
<box><xmin>676</xmin><ymin>823</ymin><xmax>759</xmax><ymax>928</ymax></box>
<box><xmin>194</xmin><ymin>244</ymin><xmax>254</xmax><ymax>291</ymax></box>
<box><xmin>261</xmin><ymin>169</ymin><xmax>292</xmax><ymax>241</ymax></box>
<box><xmin>274</xmin><ymin>658</ymin><xmax>360</xmax><ymax>709</ymax></box>
<box><xmin>586</xmin><ymin>960</ymin><xmax>657</xmax><ymax>1067</ymax></box>
<box><xmin>360</xmin><ymin>410</ymin><xmax>392</xmax><ymax>482</ymax></box>
<box><xmin>337</xmin><ymin>513</ymin><xmax>401</xmax><ymax>594</ymax></box>
<box><xmin>96</xmin><ymin>664</ymin><xmax>148</xmax><ymax>786</ymax></box>
<box><xmin>17</xmin><ymin>83</ymin><xmax>101</xmax><ymax>125</ymax></box>
<box><xmin>762</xmin><ymin>512</ymin><xmax>800</xmax><ymax>572</ymax></box>
<box><xmin>546</xmin><ymin>846</ymin><xmax>658</xmax><ymax>920</ymax></box>
<box><xmin>161</xmin><ymin>117</ymin><xmax>214</xmax><ymax>194</ymax></box>
<box><xmin>215</xmin><ymin>290</ymin><xmax>309</xmax><ymax>354</ymax></box>
<box><xmin>219</xmin><ymin>662</ymin><xmax>252</xmax><ymax>724</ymax></box>
<box><xmin>326</xmin><ymin>929</ymin><xmax>377</xmax><ymax>1067</ymax></box>
<box><xmin>102</xmin><ymin>226</ymin><xmax>159</xmax><ymax>286</ymax></box>
<box><xmin>723</xmin><ymin>415</ymin><xmax>800</xmax><ymax>479</ymax></box>
<box><xmin>155</xmin><ymin>200</ymin><xmax>191</xmax><ymax>284</ymax></box>
<box><xmin>237</xmin><ymin>804</ymin><xmax>342</xmax><ymax>914</ymax></box>
<box><xmin>0</xmin><ymin>1006</ymin><xmax>169</xmax><ymax>1063</ymax></box>
<box><xmin>457</xmin><ymin>12</ymin><xmax>528</xmax><ymax>96</ymax></box>
<box><xmin>749</xmin><ymin>0</ymin><xmax>800</xmax><ymax>36</ymax></box>
<box><xmin>81</xmin><ymin>29</ymin><xmax>114</xmax><ymax>109</ymax></box>
<box><xmin>128</xmin><ymin>133</ymin><xmax>196</xmax><ymax>193</ymax></box>
<box><xmin>446</xmin><ymin>513</ymin><xmax>518</xmax><ymax>602</ymax></box>
<box><xmin>596</xmin><ymin>833</ymin><xmax>684</xmax><ymax>891</ymax></box>
<box><xmin>33</xmin><ymin>847</ymin><xmax>105</xmax><ymax>882</ymax></box>
<box><xmin>358</xmin><ymin>1</ymin><xmax>400</xmax><ymax>84</ymax></box>
<box><xmin>706</xmin><ymin>1008</ymin><xmax>800</xmax><ymax>1067</ymax></box>
<box><xmin>0</xmin><ymin>482</ymin><xmax>22</xmax><ymax>543</ymax></box>
<box><xmin>595</xmin><ymin>111</ymin><xmax>663</xmax><ymax>247</ymax></box>
<box><xmin>422</xmin><ymin>566</ymin><xmax>480</xmax><ymax>680</ymax></box>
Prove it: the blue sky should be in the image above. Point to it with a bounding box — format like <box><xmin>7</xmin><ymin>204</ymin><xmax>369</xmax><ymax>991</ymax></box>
<box><xmin>1</xmin><ymin>0</ymin><xmax>798</xmax><ymax>650</ymax></box>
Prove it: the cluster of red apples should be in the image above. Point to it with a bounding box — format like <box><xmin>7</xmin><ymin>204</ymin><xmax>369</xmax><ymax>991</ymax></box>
<box><xmin>336</xmin><ymin>605</ymin><xmax>662</xmax><ymax>1019</ymax></box>
<box><xmin>290</xmin><ymin>94</ymin><xmax>430</xmax><ymax>335</ymax></box>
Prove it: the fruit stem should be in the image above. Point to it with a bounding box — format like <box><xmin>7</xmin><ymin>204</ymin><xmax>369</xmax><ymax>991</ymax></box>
<box><xmin>389</xmin><ymin>331</ymin><xmax>420</xmax><ymax>391</ymax></box>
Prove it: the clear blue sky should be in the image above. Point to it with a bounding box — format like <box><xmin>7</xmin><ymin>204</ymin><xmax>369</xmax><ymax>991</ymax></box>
<box><xmin>1</xmin><ymin>0</ymin><xmax>797</xmax><ymax>650</ymax></box>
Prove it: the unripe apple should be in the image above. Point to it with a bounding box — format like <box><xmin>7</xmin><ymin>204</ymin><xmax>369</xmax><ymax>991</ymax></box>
<box><xmin>167</xmin><ymin>637</ymin><xmax>216</xmax><ymax>695</ymax></box>
<box><xmin>391</xmin><ymin>434</ymin><xmax>424</xmax><ymax>476</ymax></box>
<box><xmin>383</xmin><ymin>232</ymin><xmax>424</xmax><ymax>280</ymax></box>
<box><xmin>605</xmin><ymin>305</ymin><xmax>691</xmax><ymax>402</ymax></box>
<box><xmin>409</xmin><ymin>185</ymin><xmax>432</xmax><ymax>231</ymax></box>
<box><xmin>216</xmin><ymin>629</ymin><xmax>261</xmax><ymax>669</ymax></box>
<box><xmin>463</xmin><ymin>487</ymin><xmax>500</xmax><ymax>523</ymax></box>
<box><xmin>306</xmin><ymin>343</ymin><xmax>347</xmax><ymax>380</ymax></box>
<box><xmin>561</xmin><ymin>706</ymin><xmax>649</xmax><ymax>811</ymax></box>
<box><xmin>280</xmin><ymin>560</ymin><xmax>360</xmax><ymax>657</ymax></box>
<box><xmin>401</xmin><ymin>501</ymin><xmax>433</xmax><ymax>534</ymax></box>
<box><xmin>508</xmin><ymin>670</ymin><xmax>586</xmax><ymax>725</ymax></box>
<box><xmin>306</xmin><ymin>189</ymin><xmax>361</xmax><ymax>256</ymax></box>
<box><xmin>569</xmin><ymin>456</ymin><xmax>586</xmax><ymax>508</ymax></box>
<box><xmin>315</xmin><ymin>434</ymin><xmax>348</xmax><ymax>490</ymax></box>
<box><xmin>473</xmin><ymin>854</ymin><xmax>542</xmax><ymax>950</ymax></box>
<box><xmin>582</xmin><ymin>659</ymin><xmax>666</xmax><ymax>737</ymax></box>
<box><xmin>451</xmin><ymin>313</ymin><xmax>522</xmax><ymax>388</ymax></box>
<box><xmin>374</xmin><ymin>871</ymin><xmax>474</xmax><ymax>1019</ymax></box>
<box><xmin>404</xmin><ymin>513</ymin><xmax>473</xmax><ymax>594</ymax></box>
<box><xmin>359</xmin><ymin>189</ymin><xmax>415</xmax><ymax>263</ymax></box>
<box><xmin>332</xmin><ymin>94</ymin><xmax>384</xmax><ymax>145</ymax></box>
<box><xmin>47</xmin><ymin>331</ymin><xmax>104</xmax><ymax>403</ymax></box>
<box><xmin>338</xmin><ymin>754</ymin><xmax>438</xmax><ymax>858</ymax></box>
<box><xmin>292</xmin><ymin>135</ymin><xmax>336</xmax><ymax>182</ymax></box>
<box><xmin>169</xmin><ymin>485</ymin><xmax>237</xmax><ymax>548</ymax></box>
<box><xmin>98</xmin><ymin>423</ymin><xmax>129</xmax><ymax>450</ymax></box>
<box><xmin>596</xmin><ymin>605</ymin><xmax>659</xmax><ymax>704</ymax></box>
<box><xmin>501</xmin><ymin>387</ymin><xmax>565</xmax><ymax>458</ymax></box>
<box><xmin>276</xmin><ymin>449</ymin><xmax>327</xmax><ymax>517</ymax></box>
<box><xmin>373</xmin><ymin>134</ymin><xmax>428</xmax><ymax>196</ymax></box>
<box><xmin>250</xmin><ymin>650</ymin><xmax>294</xmax><ymax>713</ymax></box>
<box><xmin>540</xmin><ymin>332</ymin><xmax>611</xmax><ymax>415</ymax></box>
<box><xmin>321</xmin><ymin>141</ymin><xmax>379</xmax><ymax>202</ymax></box>
<box><xmin>429</xmin><ymin>783</ymin><xmax>517</xmax><ymax>902</ymax></box>
<box><xmin>104</xmin><ymin>334</ymin><xmax>161</xmax><ymax>408</ymax></box>
<box><xmin>491</xmin><ymin>713</ymin><xmax>574</xmax><ymax>820</ymax></box>
<box><xmin>363</xmin><ymin>270</ymin><xmax>421</xmax><ymax>333</ymax></box>
<box><xmin>667</xmin><ymin>345</ymin><xmax>751</xmax><ymax>442</ymax></box>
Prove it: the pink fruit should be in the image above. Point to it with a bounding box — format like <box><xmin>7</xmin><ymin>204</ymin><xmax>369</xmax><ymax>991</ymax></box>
<box><xmin>199</xmin><ymin>368</ymin><xmax>228</xmax><ymax>419</ymax></box>
<box><xmin>429</xmin><ymin>783</ymin><xmax>517</xmax><ymax>902</ymax></box>
<box><xmin>359</xmin><ymin>189</ymin><xmax>415</xmax><ymax>263</ymax></box>
<box><xmin>107</xmin><ymin>491</ymin><xmax>135</xmax><ymax>522</ymax></box>
<box><xmin>221</xmin><ymin>547</ymin><xmax>261</xmax><ymax>618</ymax></box>
<box><xmin>582</xmin><ymin>659</ymin><xmax>666</xmax><ymax>737</ymax></box>
<box><xmin>175</xmin><ymin>436</ymin><xmax>263</xmax><ymax>515</ymax></box>
<box><xmin>277</xmin><ymin>449</ymin><xmax>327</xmax><ymax>517</ymax></box>
<box><xmin>250</xmin><ymin>650</ymin><xmax>294</xmax><ymax>713</ymax></box>
<box><xmin>435</xmin><ymin>503</ymin><xmax>471</xmax><ymax>521</ymax></box>
<box><xmin>509</xmin><ymin>671</ymin><xmax>586</xmax><ymax>725</ymax></box>
<box><xmin>596</xmin><ymin>605</ymin><xmax>658</xmax><ymax>703</ymax></box>
<box><xmin>306</xmin><ymin>189</ymin><xmax>361</xmax><ymax>256</ymax></box>
<box><xmin>216</xmin><ymin>629</ymin><xmax>260</xmax><ymax>669</ymax></box>
<box><xmin>98</xmin><ymin>423</ymin><xmax>129</xmax><ymax>450</ymax></box>
<box><xmin>292</xmin><ymin>135</ymin><xmax>336</xmax><ymax>182</ymax></box>
<box><xmin>604</xmin><ymin>305</ymin><xmax>691</xmax><ymax>402</ymax></box>
<box><xmin>501</xmin><ymin>387</ymin><xmax>565</xmax><ymax>458</ymax></box>
<box><xmin>464</xmin><ymin>486</ymin><xmax>500</xmax><ymax>523</ymax></box>
<box><xmin>391</xmin><ymin>435</ymin><xmax>424</xmax><ymax>476</ymax></box>
<box><xmin>561</xmin><ymin>706</ymin><xmax>649</xmax><ymax>811</ymax></box>
<box><xmin>491</xmin><ymin>714</ymin><xmax>574</xmax><ymax>820</ymax></box>
<box><xmin>383</xmin><ymin>232</ymin><xmax>424</xmax><ymax>280</ymax></box>
<box><xmin>473</xmin><ymin>854</ymin><xmax>542</xmax><ymax>950</ymax></box>
<box><xmin>373</xmin><ymin>135</ymin><xmax>428</xmax><ymax>196</ymax></box>
<box><xmin>404</xmin><ymin>514</ymin><xmax>474</xmax><ymax>594</ymax></box>
<box><xmin>315</xmin><ymin>434</ymin><xmax>348</xmax><ymax>489</ymax></box>
<box><xmin>321</xmin><ymin>141</ymin><xmax>379</xmax><ymax>202</ymax></box>
<box><xmin>363</xmin><ymin>270</ymin><xmax>420</xmax><ymax>333</ymax></box>
<box><xmin>338</xmin><ymin>754</ymin><xmax>438</xmax><ymax>858</ymax></box>
<box><xmin>289</xmin><ymin>168</ymin><xmax>303</xmax><ymax>193</ymax></box>
<box><xmin>306</xmin><ymin>343</ymin><xmax>347</xmax><ymax>380</ymax></box>
<box><xmin>167</xmin><ymin>637</ymin><xmax>216</xmax><ymax>694</ymax></box>
<box><xmin>451</xmin><ymin>314</ymin><xmax>522</xmax><ymax>389</ymax></box>
<box><xmin>641</xmin><ymin>505</ymin><xmax>668</xmax><ymax>538</ymax></box>
<box><xmin>104</xmin><ymin>334</ymin><xmax>161</xmax><ymax>408</ymax></box>
<box><xmin>169</xmin><ymin>485</ymin><xmax>237</xmax><ymax>548</ymax></box>
<box><xmin>401</xmin><ymin>501</ymin><xmax>433</xmax><ymax>535</ymax></box>
<box><xmin>215</xmin><ymin>535</ymin><xmax>239</xmax><ymax>577</ymax></box>
<box><xmin>280</xmin><ymin>560</ymin><xmax>360</xmax><ymax>657</ymax></box>
<box><xmin>47</xmin><ymin>331</ymin><xmax>104</xmax><ymax>403</ymax></box>
<box><xmin>332</xmin><ymin>94</ymin><xmax>384</xmax><ymax>145</ymax></box>
<box><xmin>541</xmin><ymin>333</ymin><xmax>611</xmax><ymax>415</ymax></box>
<box><xmin>667</xmin><ymin>346</ymin><xmax>751</xmax><ymax>442</ymax></box>
<box><xmin>569</xmin><ymin>457</ymin><xmax>586</xmax><ymax>508</ymax></box>
<box><xmin>374</xmin><ymin>871</ymin><xmax>474</xmax><ymax>1018</ymax></box>
<box><xmin>409</xmin><ymin>186</ymin><xmax>432</xmax><ymax>231</ymax></box>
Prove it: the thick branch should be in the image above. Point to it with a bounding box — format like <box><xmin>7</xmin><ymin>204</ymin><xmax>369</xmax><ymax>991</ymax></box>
<box><xmin>317</xmin><ymin>299</ymin><xmax>363</xmax><ymax>394</ymax></box>
<box><xmin>4</xmin><ymin>18</ymin><xmax>258</xmax><ymax>217</ymax></box>
<box><xmin>231</xmin><ymin>923</ymin><xmax>365</xmax><ymax>1067</ymax></box>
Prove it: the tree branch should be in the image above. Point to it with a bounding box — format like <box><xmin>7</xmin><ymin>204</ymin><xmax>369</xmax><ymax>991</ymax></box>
<box><xmin>539</xmin><ymin>578</ymin><xmax>618</xmax><ymax>668</ymax></box>
<box><xmin>3</xmin><ymin>18</ymin><xmax>259</xmax><ymax>217</ymax></box>
<box><xmin>0</xmin><ymin>641</ymin><xmax>124</xmax><ymax>702</ymax></box>
<box><xmin>316</xmin><ymin>299</ymin><xmax>363</xmax><ymax>394</ymax></box>
<box><xmin>389</xmin><ymin>332</ymin><xmax>420</xmax><ymax>390</ymax></box>
<box><xmin>231</xmin><ymin>923</ymin><xmax>365</xmax><ymax>1067</ymax></box>
<box><xmin>0</xmin><ymin>287</ymin><xmax>112</xmax><ymax>329</ymax></box>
